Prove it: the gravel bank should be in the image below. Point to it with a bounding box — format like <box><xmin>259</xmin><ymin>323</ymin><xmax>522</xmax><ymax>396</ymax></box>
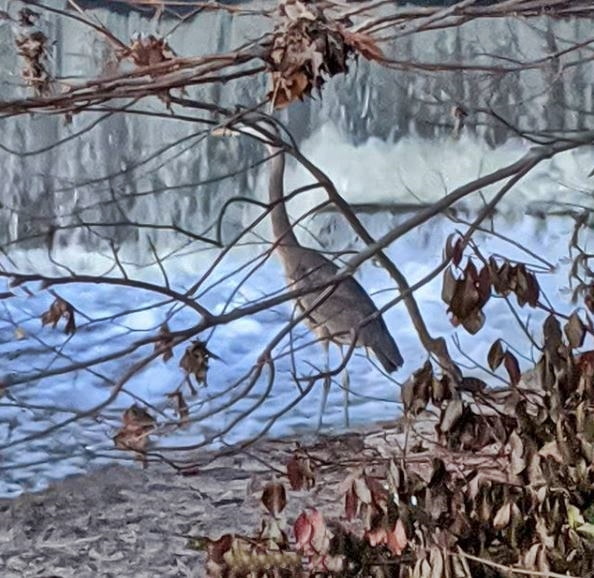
<box><xmin>0</xmin><ymin>422</ymin><xmax>411</xmax><ymax>577</ymax></box>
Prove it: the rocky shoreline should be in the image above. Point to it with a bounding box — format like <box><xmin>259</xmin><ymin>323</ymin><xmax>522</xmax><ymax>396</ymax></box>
<box><xmin>0</xmin><ymin>420</ymin><xmax>416</xmax><ymax>577</ymax></box>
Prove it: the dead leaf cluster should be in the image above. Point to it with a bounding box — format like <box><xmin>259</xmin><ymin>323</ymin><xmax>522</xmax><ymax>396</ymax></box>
<box><xmin>286</xmin><ymin>447</ymin><xmax>316</xmax><ymax>491</ymax></box>
<box><xmin>264</xmin><ymin>0</ymin><xmax>383</xmax><ymax>108</ymax></box>
<box><xmin>401</xmin><ymin>361</ymin><xmax>457</xmax><ymax>415</ymax></box>
<box><xmin>167</xmin><ymin>390</ymin><xmax>190</xmax><ymax>428</ymax></box>
<box><xmin>179</xmin><ymin>339</ymin><xmax>218</xmax><ymax>386</ymax></box>
<box><xmin>201</xmin><ymin>298</ymin><xmax>594</xmax><ymax>577</ymax></box>
<box><xmin>41</xmin><ymin>297</ymin><xmax>76</xmax><ymax>335</ymax></box>
<box><xmin>117</xmin><ymin>33</ymin><xmax>176</xmax><ymax>69</ymax></box>
<box><xmin>443</xmin><ymin>236</ymin><xmax>541</xmax><ymax>335</ymax></box>
<box><xmin>11</xmin><ymin>7</ymin><xmax>52</xmax><ymax>97</ymax></box>
<box><xmin>113</xmin><ymin>404</ymin><xmax>156</xmax><ymax>465</ymax></box>
<box><xmin>394</xmin><ymin>325</ymin><xmax>594</xmax><ymax>576</ymax></box>
<box><xmin>15</xmin><ymin>29</ymin><xmax>51</xmax><ymax>97</ymax></box>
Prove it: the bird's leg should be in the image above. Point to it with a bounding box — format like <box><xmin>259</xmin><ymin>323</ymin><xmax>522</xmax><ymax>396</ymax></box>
<box><xmin>341</xmin><ymin>345</ymin><xmax>350</xmax><ymax>428</ymax></box>
<box><xmin>317</xmin><ymin>339</ymin><xmax>331</xmax><ymax>432</ymax></box>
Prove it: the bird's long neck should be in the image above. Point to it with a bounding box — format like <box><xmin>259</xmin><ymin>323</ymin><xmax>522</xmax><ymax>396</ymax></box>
<box><xmin>267</xmin><ymin>144</ymin><xmax>300</xmax><ymax>253</ymax></box>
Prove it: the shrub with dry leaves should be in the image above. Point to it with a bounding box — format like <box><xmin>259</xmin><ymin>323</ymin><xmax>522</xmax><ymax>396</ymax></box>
<box><xmin>197</xmin><ymin>279</ymin><xmax>594</xmax><ymax>576</ymax></box>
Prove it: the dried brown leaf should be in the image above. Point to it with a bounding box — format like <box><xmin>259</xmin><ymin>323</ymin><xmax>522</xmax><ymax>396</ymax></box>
<box><xmin>41</xmin><ymin>297</ymin><xmax>76</xmax><ymax>335</ymax></box>
<box><xmin>493</xmin><ymin>501</ymin><xmax>511</xmax><ymax>530</ymax></box>
<box><xmin>538</xmin><ymin>440</ymin><xmax>564</xmax><ymax>464</ymax></box>
<box><xmin>114</xmin><ymin>405</ymin><xmax>155</xmax><ymax>465</ymax></box>
<box><xmin>154</xmin><ymin>322</ymin><xmax>174</xmax><ymax>361</ymax></box>
<box><xmin>565</xmin><ymin>311</ymin><xmax>586</xmax><ymax>349</ymax></box>
<box><xmin>121</xmin><ymin>34</ymin><xmax>176</xmax><ymax>68</ymax></box>
<box><xmin>508</xmin><ymin>430</ymin><xmax>526</xmax><ymax>475</ymax></box>
<box><xmin>167</xmin><ymin>391</ymin><xmax>189</xmax><ymax>428</ymax></box>
<box><xmin>429</xmin><ymin>546</ymin><xmax>444</xmax><ymax>578</ymax></box>
<box><xmin>180</xmin><ymin>340</ymin><xmax>218</xmax><ymax>385</ymax></box>
<box><xmin>439</xmin><ymin>399</ymin><xmax>464</xmax><ymax>433</ymax></box>
<box><xmin>279</xmin><ymin>0</ymin><xmax>318</xmax><ymax>21</ymax></box>
<box><xmin>286</xmin><ymin>450</ymin><xmax>315</xmax><ymax>490</ymax></box>
<box><xmin>353</xmin><ymin>475</ymin><xmax>372</xmax><ymax>505</ymax></box>
<box><xmin>344</xmin><ymin>486</ymin><xmax>358</xmax><ymax>520</ymax></box>
<box><xmin>487</xmin><ymin>339</ymin><xmax>505</xmax><ymax>371</ymax></box>
<box><xmin>503</xmin><ymin>351</ymin><xmax>521</xmax><ymax>386</ymax></box>
<box><xmin>543</xmin><ymin>314</ymin><xmax>563</xmax><ymax>358</ymax></box>
<box><xmin>261</xmin><ymin>481</ymin><xmax>287</xmax><ymax>517</ymax></box>
<box><xmin>476</xmin><ymin>265</ymin><xmax>492</xmax><ymax>308</ymax></box>
<box><xmin>340</xmin><ymin>29</ymin><xmax>384</xmax><ymax>62</ymax></box>
<box><xmin>460</xmin><ymin>309</ymin><xmax>485</xmax><ymax>334</ymax></box>
<box><xmin>270</xmin><ymin>70</ymin><xmax>310</xmax><ymax>109</ymax></box>
<box><xmin>441</xmin><ymin>266</ymin><xmax>457</xmax><ymax>305</ymax></box>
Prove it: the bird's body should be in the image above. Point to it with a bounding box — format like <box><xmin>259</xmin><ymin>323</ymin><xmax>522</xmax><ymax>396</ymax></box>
<box><xmin>264</xmin><ymin>122</ymin><xmax>403</xmax><ymax>375</ymax></box>
<box><xmin>278</xmin><ymin>242</ymin><xmax>403</xmax><ymax>373</ymax></box>
<box><xmin>221</xmin><ymin>116</ymin><xmax>403</xmax><ymax>427</ymax></box>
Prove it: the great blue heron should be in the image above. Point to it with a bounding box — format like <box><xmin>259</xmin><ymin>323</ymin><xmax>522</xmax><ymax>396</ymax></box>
<box><xmin>218</xmin><ymin>117</ymin><xmax>403</xmax><ymax>428</ymax></box>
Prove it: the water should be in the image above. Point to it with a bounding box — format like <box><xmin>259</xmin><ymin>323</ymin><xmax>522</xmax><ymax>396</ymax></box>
<box><xmin>0</xmin><ymin>2</ymin><xmax>593</xmax><ymax>497</ymax></box>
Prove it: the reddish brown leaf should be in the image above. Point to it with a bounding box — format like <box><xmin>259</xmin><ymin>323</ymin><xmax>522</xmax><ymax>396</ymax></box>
<box><xmin>167</xmin><ymin>391</ymin><xmax>189</xmax><ymax>427</ymax></box>
<box><xmin>41</xmin><ymin>297</ymin><xmax>76</xmax><ymax>335</ymax></box>
<box><xmin>286</xmin><ymin>450</ymin><xmax>315</xmax><ymax>490</ymax></box>
<box><xmin>451</xmin><ymin>236</ymin><xmax>465</xmax><ymax>267</ymax></box>
<box><xmin>208</xmin><ymin>534</ymin><xmax>234</xmax><ymax>564</ymax></box>
<box><xmin>344</xmin><ymin>486</ymin><xmax>358</xmax><ymax>520</ymax></box>
<box><xmin>270</xmin><ymin>71</ymin><xmax>310</xmax><ymax>109</ymax></box>
<box><xmin>114</xmin><ymin>404</ymin><xmax>156</xmax><ymax>465</ymax></box>
<box><xmin>367</xmin><ymin>519</ymin><xmax>407</xmax><ymax>556</ymax></box>
<box><xmin>387</xmin><ymin>519</ymin><xmax>407</xmax><ymax>556</ymax></box>
<box><xmin>476</xmin><ymin>265</ymin><xmax>492</xmax><ymax>308</ymax></box>
<box><xmin>294</xmin><ymin>509</ymin><xmax>330</xmax><ymax>556</ymax></box>
<box><xmin>154</xmin><ymin>322</ymin><xmax>174</xmax><ymax>362</ymax></box>
<box><xmin>180</xmin><ymin>340</ymin><xmax>218</xmax><ymax>386</ymax></box>
<box><xmin>524</xmin><ymin>271</ymin><xmax>540</xmax><ymax>307</ymax></box>
<box><xmin>261</xmin><ymin>481</ymin><xmax>287</xmax><ymax>517</ymax></box>
<box><xmin>503</xmin><ymin>351</ymin><xmax>521</xmax><ymax>386</ymax></box>
<box><xmin>294</xmin><ymin>511</ymin><xmax>313</xmax><ymax>551</ymax></box>
<box><xmin>487</xmin><ymin>339</ymin><xmax>505</xmax><ymax>370</ymax></box>
<box><xmin>340</xmin><ymin>29</ymin><xmax>384</xmax><ymax>62</ymax></box>
<box><xmin>578</xmin><ymin>350</ymin><xmax>594</xmax><ymax>376</ymax></box>
<box><xmin>565</xmin><ymin>311</ymin><xmax>586</xmax><ymax>349</ymax></box>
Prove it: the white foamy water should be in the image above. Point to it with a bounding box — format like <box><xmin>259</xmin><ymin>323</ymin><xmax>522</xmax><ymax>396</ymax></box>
<box><xmin>0</xmin><ymin>124</ymin><xmax>593</xmax><ymax>498</ymax></box>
